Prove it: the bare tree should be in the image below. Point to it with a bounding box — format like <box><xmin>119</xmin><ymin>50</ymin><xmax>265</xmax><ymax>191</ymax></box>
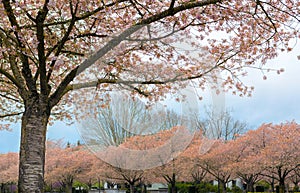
<box><xmin>196</xmin><ymin>107</ymin><xmax>248</xmax><ymax>141</ymax></box>
<box><xmin>79</xmin><ymin>93</ymin><xmax>182</xmax><ymax>148</ymax></box>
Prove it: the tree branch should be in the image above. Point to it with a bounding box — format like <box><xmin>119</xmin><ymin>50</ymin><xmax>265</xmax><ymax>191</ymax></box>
<box><xmin>0</xmin><ymin>68</ymin><xmax>21</xmax><ymax>89</ymax></box>
<box><xmin>36</xmin><ymin>0</ymin><xmax>50</xmax><ymax>96</ymax></box>
<box><xmin>2</xmin><ymin>0</ymin><xmax>37</xmax><ymax>97</ymax></box>
<box><xmin>46</xmin><ymin>0</ymin><xmax>79</xmax><ymax>83</ymax></box>
<box><xmin>0</xmin><ymin>31</ymin><xmax>27</xmax><ymax>96</ymax></box>
<box><xmin>49</xmin><ymin>0</ymin><xmax>222</xmax><ymax>107</ymax></box>
<box><xmin>0</xmin><ymin>91</ymin><xmax>22</xmax><ymax>103</ymax></box>
<box><xmin>20</xmin><ymin>0</ymin><xmax>128</xmax><ymax>29</ymax></box>
<box><xmin>169</xmin><ymin>0</ymin><xmax>176</xmax><ymax>11</ymax></box>
<box><xmin>0</xmin><ymin>111</ymin><xmax>23</xmax><ymax>119</ymax></box>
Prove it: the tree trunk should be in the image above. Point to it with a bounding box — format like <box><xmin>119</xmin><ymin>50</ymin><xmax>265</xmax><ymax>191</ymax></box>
<box><xmin>164</xmin><ymin>174</ymin><xmax>176</xmax><ymax>193</ymax></box>
<box><xmin>170</xmin><ymin>183</ymin><xmax>177</xmax><ymax>193</ymax></box>
<box><xmin>279</xmin><ymin>178</ymin><xmax>285</xmax><ymax>193</ymax></box>
<box><xmin>18</xmin><ymin>99</ymin><xmax>50</xmax><ymax>193</ymax></box>
<box><xmin>246</xmin><ymin>181</ymin><xmax>254</xmax><ymax>193</ymax></box>
<box><xmin>129</xmin><ymin>183</ymin><xmax>135</xmax><ymax>193</ymax></box>
<box><xmin>65</xmin><ymin>183</ymin><xmax>73</xmax><ymax>193</ymax></box>
<box><xmin>0</xmin><ymin>183</ymin><xmax>4</xmax><ymax>193</ymax></box>
<box><xmin>171</xmin><ymin>172</ymin><xmax>177</xmax><ymax>193</ymax></box>
<box><xmin>243</xmin><ymin>177</ymin><xmax>255</xmax><ymax>193</ymax></box>
<box><xmin>220</xmin><ymin>181</ymin><xmax>227</xmax><ymax>193</ymax></box>
<box><xmin>142</xmin><ymin>184</ymin><xmax>147</xmax><ymax>193</ymax></box>
<box><xmin>98</xmin><ymin>178</ymin><xmax>101</xmax><ymax>193</ymax></box>
<box><xmin>50</xmin><ymin>183</ymin><xmax>53</xmax><ymax>193</ymax></box>
<box><xmin>87</xmin><ymin>178</ymin><xmax>92</xmax><ymax>190</ymax></box>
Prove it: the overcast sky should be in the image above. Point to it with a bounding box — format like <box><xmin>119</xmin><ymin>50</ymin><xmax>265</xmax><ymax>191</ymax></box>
<box><xmin>1</xmin><ymin>45</ymin><xmax>300</xmax><ymax>153</ymax></box>
<box><xmin>226</xmin><ymin>47</ymin><xmax>300</xmax><ymax>127</ymax></box>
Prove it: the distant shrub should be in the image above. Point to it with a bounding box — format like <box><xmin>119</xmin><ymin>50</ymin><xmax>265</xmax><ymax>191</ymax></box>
<box><xmin>231</xmin><ymin>185</ymin><xmax>242</xmax><ymax>193</ymax></box>
<box><xmin>175</xmin><ymin>182</ymin><xmax>218</xmax><ymax>193</ymax></box>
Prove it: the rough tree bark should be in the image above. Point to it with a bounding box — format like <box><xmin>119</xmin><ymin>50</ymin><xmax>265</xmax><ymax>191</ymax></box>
<box><xmin>18</xmin><ymin>97</ymin><xmax>50</xmax><ymax>193</ymax></box>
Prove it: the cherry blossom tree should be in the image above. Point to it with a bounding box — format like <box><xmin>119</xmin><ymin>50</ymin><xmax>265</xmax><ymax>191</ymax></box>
<box><xmin>0</xmin><ymin>0</ymin><xmax>300</xmax><ymax>192</ymax></box>
<box><xmin>257</xmin><ymin>122</ymin><xmax>300</xmax><ymax>193</ymax></box>
<box><xmin>45</xmin><ymin>145</ymin><xmax>95</xmax><ymax>193</ymax></box>
<box><xmin>82</xmin><ymin>160</ymin><xmax>105</xmax><ymax>191</ymax></box>
<box><xmin>100</xmin><ymin>126</ymin><xmax>183</xmax><ymax>193</ymax></box>
<box><xmin>224</xmin><ymin>122</ymin><xmax>300</xmax><ymax>193</ymax></box>
<box><xmin>228</xmin><ymin>146</ymin><xmax>263</xmax><ymax>192</ymax></box>
<box><xmin>198</xmin><ymin>140</ymin><xmax>235</xmax><ymax>193</ymax></box>
<box><xmin>0</xmin><ymin>152</ymin><xmax>18</xmax><ymax>193</ymax></box>
<box><xmin>179</xmin><ymin>130</ymin><xmax>209</xmax><ymax>184</ymax></box>
<box><xmin>288</xmin><ymin>168</ymin><xmax>300</xmax><ymax>192</ymax></box>
<box><xmin>101</xmin><ymin>126</ymin><xmax>199</xmax><ymax>193</ymax></box>
<box><xmin>104</xmin><ymin>165</ymin><xmax>144</xmax><ymax>193</ymax></box>
<box><xmin>222</xmin><ymin>127</ymin><xmax>268</xmax><ymax>192</ymax></box>
<box><xmin>153</xmin><ymin>156</ymin><xmax>197</xmax><ymax>193</ymax></box>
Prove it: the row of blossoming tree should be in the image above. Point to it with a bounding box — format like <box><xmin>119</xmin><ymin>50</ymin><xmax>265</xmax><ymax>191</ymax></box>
<box><xmin>0</xmin><ymin>122</ymin><xmax>299</xmax><ymax>193</ymax></box>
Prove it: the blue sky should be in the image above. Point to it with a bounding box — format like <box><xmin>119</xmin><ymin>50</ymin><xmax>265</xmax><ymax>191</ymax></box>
<box><xmin>1</xmin><ymin>46</ymin><xmax>300</xmax><ymax>153</ymax></box>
